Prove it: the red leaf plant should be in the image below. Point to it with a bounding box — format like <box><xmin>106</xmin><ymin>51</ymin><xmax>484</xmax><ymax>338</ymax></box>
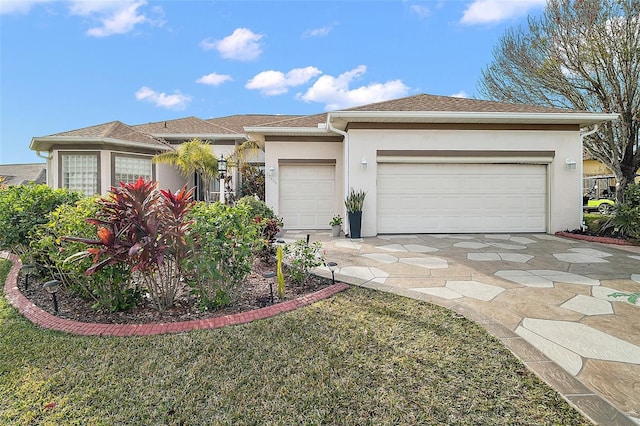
<box><xmin>64</xmin><ymin>178</ymin><xmax>195</xmax><ymax>311</ymax></box>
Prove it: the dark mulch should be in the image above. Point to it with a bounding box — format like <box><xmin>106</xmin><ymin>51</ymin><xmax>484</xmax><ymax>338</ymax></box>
<box><xmin>18</xmin><ymin>259</ymin><xmax>331</xmax><ymax>325</ymax></box>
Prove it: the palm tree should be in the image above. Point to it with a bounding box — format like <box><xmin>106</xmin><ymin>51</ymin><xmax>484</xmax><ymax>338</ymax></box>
<box><xmin>153</xmin><ymin>138</ymin><xmax>218</xmax><ymax>201</ymax></box>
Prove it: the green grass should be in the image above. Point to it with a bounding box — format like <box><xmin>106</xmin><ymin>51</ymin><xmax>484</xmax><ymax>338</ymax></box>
<box><xmin>0</xmin><ymin>258</ymin><xmax>589</xmax><ymax>425</ymax></box>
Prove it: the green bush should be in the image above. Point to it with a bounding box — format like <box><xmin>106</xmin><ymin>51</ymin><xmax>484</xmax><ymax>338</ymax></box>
<box><xmin>282</xmin><ymin>240</ymin><xmax>325</xmax><ymax>285</ymax></box>
<box><xmin>0</xmin><ymin>184</ymin><xmax>81</xmax><ymax>257</ymax></box>
<box><xmin>186</xmin><ymin>202</ymin><xmax>260</xmax><ymax>310</ymax></box>
<box><xmin>235</xmin><ymin>196</ymin><xmax>278</xmax><ymax>220</ymax></box>
<box><xmin>31</xmin><ymin>198</ymin><xmax>137</xmax><ymax>312</ymax></box>
<box><xmin>602</xmin><ymin>184</ymin><xmax>640</xmax><ymax>240</ymax></box>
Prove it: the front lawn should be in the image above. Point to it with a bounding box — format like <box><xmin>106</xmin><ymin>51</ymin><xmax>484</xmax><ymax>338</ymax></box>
<box><xmin>0</xmin><ymin>259</ymin><xmax>589</xmax><ymax>425</ymax></box>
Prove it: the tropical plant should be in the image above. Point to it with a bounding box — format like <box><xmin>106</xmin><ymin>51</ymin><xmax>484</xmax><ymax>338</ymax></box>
<box><xmin>601</xmin><ymin>184</ymin><xmax>640</xmax><ymax>240</ymax></box>
<box><xmin>330</xmin><ymin>215</ymin><xmax>343</xmax><ymax>226</ymax></box>
<box><xmin>282</xmin><ymin>240</ymin><xmax>325</xmax><ymax>285</ymax></box>
<box><xmin>64</xmin><ymin>178</ymin><xmax>195</xmax><ymax>311</ymax></box>
<box><xmin>345</xmin><ymin>188</ymin><xmax>367</xmax><ymax>213</ymax></box>
<box><xmin>0</xmin><ymin>184</ymin><xmax>81</xmax><ymax>258</ymax></box>
<box><xmin>153</xmin><ymin>138</ymin><xmax>219</xmax><ymax>202</ymax></box>
<box><xmin>478</xmin><ymin>0</ymin><xmax>640</xmax><ymax>200</ymax></box>
<box><xmin>239</xmin><ymin>163</ymin><xmax>265</xmax><ymax>200</ymax></box>
<box><xmin>185</xmin><ymin>201</ymin><xmax>259</xmax><ymax>309</ymax></box>
<box><xmin>30</xmin><ymin>197</ymin><xmax>138</xmax><ymax>311</ymax></box>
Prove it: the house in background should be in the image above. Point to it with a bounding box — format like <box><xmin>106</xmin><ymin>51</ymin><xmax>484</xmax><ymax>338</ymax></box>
<box><xmin>0</xmin><ymin>163</ymin><xmax>46</xmax><ymax>186</ymax></box>
<box><xmin>30</xmin><ymin>94</ymin><xmax>617</xmax><ymax>235</ymax></box>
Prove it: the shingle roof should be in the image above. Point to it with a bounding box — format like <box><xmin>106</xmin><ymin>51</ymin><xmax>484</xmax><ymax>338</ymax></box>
<box><xmin>50</xmin><ymin>121</ymin><xmax>162</xmax><ymax>146</ymax></box>
<box><xmin>206</xmin><ymin>114</ymin><xmax>302</xmax><ymax>133</ymax></box>
<box><xmin>248</xmin><ymin>113</ymin><xmax>328</xmax><ymax>128</ymax></box>
<box><xmin>133</xmin><ymin>116</ymin><xmax>239</xmax><ymax>135</ymax></box>
<box><xmin>0</xmin><ymin>163</ymin><xmax>46</xmax><ymax>186</ymax></box>
<box><xmin>344</xmin><ymin>93</ymin><xmax>578</xmax><ymax>114</ymax></box>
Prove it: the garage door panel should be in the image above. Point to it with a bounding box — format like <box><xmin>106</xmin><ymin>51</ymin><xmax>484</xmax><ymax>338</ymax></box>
<box><xmin>377</xmin><ymin>163</ymin><xmax>546</xmax><ymax>233</ymax></box>
<box><xmin>280</xmin><ymin>164</ymin><xmax>335</xmax><ymax>229</ymax></box>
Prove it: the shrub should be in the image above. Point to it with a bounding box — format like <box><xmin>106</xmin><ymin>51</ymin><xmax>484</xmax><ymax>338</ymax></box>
<box><xmin>239</xmin><ymin>163</ymin><xmax>265</xmax><ymax>200</ymax></box>
<box><xmin>31</xmin><ymin>198</ymin><xmax>138</xmax><ymax>312</ymax></box>
<box><xmin>602</xmin><ymin>184</ymin><xmax>640</xmax><ymax>240</ymax></box>
<box><xmin>185</xmin><ymin>202</ymin><xmax>259</xmax><ymax>310</ymax></box>
<box><xmin>65</xmin><ymin>179</ymin><xmax>195</xmax><ymax>311</ymax></box>
<box><xmin>282</xmin><ymin>240</ymin><xmax>325</xmax><ymax>285</ymax></box>
<box><xmin>236</xmin><ymin>196</ymin><xmax>282</xmax><ymax>260</ymax></box>
<box><xmin>0</xmin><ymin>184</ymin><xmax>81</xmax><ymax>257</ymax></box>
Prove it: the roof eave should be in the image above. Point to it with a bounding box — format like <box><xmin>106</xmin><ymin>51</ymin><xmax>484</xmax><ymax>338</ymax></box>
<box><xmin>243</xmin><ymin>126</ymin><xmax>328</xmax><ymax>137</ymax></box>
<box><xmin>150</xmin><ymin>133</ymin><xmax>246</xmax><ymax>140</ymax></box>
<box><xmin>30</xmin><ymin>137</ymin><xmax>169</xmax><ymax>152</ymax></box>
<box><xmin>327</xmin><ymin>111</ymin><xmax>620</xmax><ymax>129</ymax></box>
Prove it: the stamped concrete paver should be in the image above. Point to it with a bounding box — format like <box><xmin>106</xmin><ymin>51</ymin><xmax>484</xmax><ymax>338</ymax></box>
<box><xmin>316</xmin><ymin>231</ymin><xmax>640</xmax><ymax>423</ymax></box>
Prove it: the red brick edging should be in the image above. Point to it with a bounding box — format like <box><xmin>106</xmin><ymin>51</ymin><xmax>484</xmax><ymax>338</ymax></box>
<box><xmin>1</xmin><ymin>251</ymin><xmax>349</xmax><ymax>337</ymax></box>
<box><xmin>555</xmin><ymin>231</ymin><xmax>635</xmax><ymax>246</ymax></box>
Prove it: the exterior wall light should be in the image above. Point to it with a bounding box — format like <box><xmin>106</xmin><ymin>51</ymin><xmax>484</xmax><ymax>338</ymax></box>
<box><xmin>219</xmin><ymin>155</ymin><xmax>227</xmax><ymax>204</ymax></box>
<box><xmin>361</xmin><ymin>157</ymin><xmax>368</xmax><ymax>170</ymax></box>
<box><xmin>269</xmin><ymin>166</ymin><xmax>275</xmax><ymax>176</ymax></box>
<box><xmin>43</xmin><ymin>279</ymin><xmax>61</xmax><ymax>313</ymax></box>
<box><xmin>565</xmin><ymin>158</ymin><xmax>577</xmax><ymax>170</ymax></box>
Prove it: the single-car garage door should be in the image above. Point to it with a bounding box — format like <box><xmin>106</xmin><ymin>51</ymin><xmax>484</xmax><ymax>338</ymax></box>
<box><xmin>279</xmin><ymin>163</ymin><xmax>335</xmax><ymax>229</ymax></box>
<box><xmin>377</xmin><ymin>163</ymin><xmax>546</xmax><ymax>233</ymax></box>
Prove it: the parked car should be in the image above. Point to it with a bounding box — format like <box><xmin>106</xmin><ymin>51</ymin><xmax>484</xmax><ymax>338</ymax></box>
<box><xmin>583</xmin><ymin>175</ymin><xmax>616</xmax><ymax>214</ymax></box>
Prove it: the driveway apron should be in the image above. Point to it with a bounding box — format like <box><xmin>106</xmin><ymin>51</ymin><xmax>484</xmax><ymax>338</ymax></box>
<box><xmin>281</xmin><ymin>231</ymin><xmax>640</xmax><ymax>426</ymax></box>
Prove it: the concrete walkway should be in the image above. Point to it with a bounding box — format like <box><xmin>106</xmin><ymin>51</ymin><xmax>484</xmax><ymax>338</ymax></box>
<box><xmin>283</xmin><ymin>231</ymin><xmax>640</xmax><ymax>426</ymax></box>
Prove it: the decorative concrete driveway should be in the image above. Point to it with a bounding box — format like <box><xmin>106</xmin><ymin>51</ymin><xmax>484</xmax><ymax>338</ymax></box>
<box><xmin>283</xmin><ymin>231</ymin><xmax>640</xmax><ymax>426</ymax></box>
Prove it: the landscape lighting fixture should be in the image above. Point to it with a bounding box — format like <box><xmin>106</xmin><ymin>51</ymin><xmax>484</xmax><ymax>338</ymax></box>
<box><xmin>20</xmin><ymin>264</ymin><xmax>35</xmax><ymax>290</ymax></box>
<box><xmin>263</xmin><ymin>271</ymin><xmax>276</xmax><ymax>304</ymax></box>
<box><xmin>327</xmin><ymin>262</ymin><xmax>338</xmax><ymax>285</ymax></box>
<box><xmin>43</xmin><ymin>279</ymin><xmax>61</xmax><ymax>313</ymax></box>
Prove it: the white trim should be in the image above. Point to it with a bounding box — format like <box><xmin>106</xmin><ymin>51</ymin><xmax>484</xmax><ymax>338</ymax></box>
<box><xmin>377</xmin><ymin>156</ymin><xmax>554</xmax><ymax>164</ymax></box>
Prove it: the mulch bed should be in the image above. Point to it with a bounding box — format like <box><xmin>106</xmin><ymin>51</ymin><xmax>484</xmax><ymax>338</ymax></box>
<box><xmin>18</xmin><ymin>258</ymin><xmax>332</xmax><ymax>325</ymax></box>
<box><xmin>555</xmin><ymin>231</ymin><xmax>636</xmax><ymax>246</ymax></box>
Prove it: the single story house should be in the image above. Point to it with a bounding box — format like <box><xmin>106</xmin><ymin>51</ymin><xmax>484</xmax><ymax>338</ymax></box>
<box><xmin>30</xmin><ymin>94</ymin><xmax>617</xmax><ymax>236</ymax></box>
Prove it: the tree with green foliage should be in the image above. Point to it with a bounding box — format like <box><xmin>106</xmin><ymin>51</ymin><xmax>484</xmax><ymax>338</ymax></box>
<box><xmin>479</xmin><ymin>0</ymin><xmax>640</xmax><ymax>200</ymax></box>
<box><xmin>153</xmin><ymin>138</ymin><xmax>219</xmax><ymax>202</ymax></box>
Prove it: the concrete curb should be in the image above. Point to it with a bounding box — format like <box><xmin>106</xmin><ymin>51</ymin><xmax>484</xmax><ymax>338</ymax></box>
<box><xmin>1</xmin><ymin>251</ymin><xmax>349</xmax><ymax>337</ymax></box>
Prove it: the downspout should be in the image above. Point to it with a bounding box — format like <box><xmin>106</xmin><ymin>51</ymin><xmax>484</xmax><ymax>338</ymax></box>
<box><xmin>35</xmin><ymin>151</ymin><xmax>52</xmax><ymax>186</ymax></box>
<box><xmin>579</xmin><ymin>124</ymin><xmax>599</xmax><ymax>228</ymax></box>
<box><xmin>326</xmin><ymin>114</ymin><xmax>350</xmax><ymax>234</ymax></box>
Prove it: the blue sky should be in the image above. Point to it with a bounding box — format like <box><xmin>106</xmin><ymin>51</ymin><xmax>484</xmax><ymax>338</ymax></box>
<box><xmin>0</xmin><ymin>0</ymin><xmax>546</xmax><ymax>165</ymax></box>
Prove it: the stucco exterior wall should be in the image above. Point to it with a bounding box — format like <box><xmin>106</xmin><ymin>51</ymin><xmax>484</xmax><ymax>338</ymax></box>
<box><xmin>264</xmin><ymin>140</ymin><xmax>344</xmax><ymax>219</ymax></box>
<box><xmin>346</xmin><ymin>128</ymin><xmax>583</xmax><ymax>236</ymax></box>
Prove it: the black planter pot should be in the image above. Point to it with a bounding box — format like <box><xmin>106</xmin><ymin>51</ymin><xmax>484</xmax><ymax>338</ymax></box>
<box><xmin>348</xmin><ymin>211</ymin><xmax>362</xmax><ymax>238</ymax></box>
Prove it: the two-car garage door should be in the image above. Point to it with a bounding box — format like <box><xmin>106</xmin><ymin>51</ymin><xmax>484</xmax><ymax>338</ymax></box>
<box><xmin>377</xmin><ymin>163</ymin><xmax>547</xmax><ymax>233</ymax></box>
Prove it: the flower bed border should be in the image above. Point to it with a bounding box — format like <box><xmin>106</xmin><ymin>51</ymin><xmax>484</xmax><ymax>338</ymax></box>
<box><xmin>555</xmin><ymin>231</ymin><xmax>635</xmax><ymax>246</ymax></box>
<box><xmin>1</xmin><ymin>251</ymin><xmax>349</xmax><ymax>337</ymax></box>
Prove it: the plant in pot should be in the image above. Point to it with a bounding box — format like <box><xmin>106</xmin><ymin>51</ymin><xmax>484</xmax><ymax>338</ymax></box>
<box><xmin>345</xmin><ymin>188</ymin><xmax>366</xmax><ymax>239</ymax></box>
<box><xmin>329</xmin><ymin>215</ymin><xmax>343</xmax><ymax>237</ymax></box>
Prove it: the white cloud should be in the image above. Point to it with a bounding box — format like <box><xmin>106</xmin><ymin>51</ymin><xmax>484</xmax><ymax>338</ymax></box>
<box><xmin>246</xmin><ymin>66</ymin><xmax>322</xmax><ymax>96</ymax></box>
<box><xmin>196</xmin><ymin>73</ymin><xmax>232</xmax><ymax>86</ymax></box>
<box><xmin>135</xmin><ymin>86</ymin><xmax>191</xmax><ymax>110</ymax></box>
<box><xmin>299</xmin><ymin>65</ymin><xmax>410</xmax><ymax>110</ymax></box>
<box><xmin>201</xmin><ymin>28</ymin><xmax>263</xmax><ymax>61</ymax></box>
<box><xmin>451</xmin><ymin>90</ymin><xmax>468</xmax><ymax>98</ymax></box>
<box><xmin>68</xmin><ymin>0</ymin><xmax>164</xmax><ymax>37</ymax></box>
<box><xmin>460</xmin><ymin>0</ymin><xmax>545</xmax><ymax>25</ymax></box>
<box><xmin>410</xmin><ymin>4</ymin><xmax>431</xmax><ymax>18</ymax></box>
<box><xmin>302</xmin><ymin>24</ymin><xmax>335</xmax><ymax>38</ymax></box>
<box><xmin>0</xmin><ymin>0</ymin><xmax>53</xmax><ymax>15</ymax></box>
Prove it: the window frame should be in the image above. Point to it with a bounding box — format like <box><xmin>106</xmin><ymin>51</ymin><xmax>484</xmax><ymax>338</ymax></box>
<box><xmin>58</xmin><ymin>151</ymin><xmax>101</xmax><ymax>195</ymax></box>
<box><xmin>110</xmin><ymin>153</ymin><xmax>155</xmax><ymax>187</ymax></box>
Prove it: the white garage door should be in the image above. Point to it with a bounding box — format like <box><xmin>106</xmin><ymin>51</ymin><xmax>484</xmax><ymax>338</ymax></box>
<box><xmin>377</xmin><ymin>163</ymin><xmax>546</xmax><ymax>233</ymax></box>
<box><xmin>279</xmin><ymin>164</ymin><xmax>335</xmax><ymax>229</ymax></box>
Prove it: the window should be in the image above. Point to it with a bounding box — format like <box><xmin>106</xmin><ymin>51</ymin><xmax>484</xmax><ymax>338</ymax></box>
<box><xmin>112</xmin><ymin>154</ymin><xmax>153</xmax><ymax>185</ymax></box>
<box><xmin>60</xmin><ymin>152</ymin><xmax>99</xmax><ymax>195</ymax></box>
